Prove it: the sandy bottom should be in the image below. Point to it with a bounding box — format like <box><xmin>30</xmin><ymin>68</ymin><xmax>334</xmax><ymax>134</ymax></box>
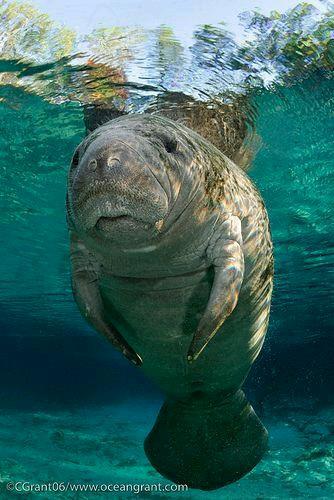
<box><xmin>0</xmin><ymin>397</ymin><xmax>333</xmax><ymax>499</ymax></box>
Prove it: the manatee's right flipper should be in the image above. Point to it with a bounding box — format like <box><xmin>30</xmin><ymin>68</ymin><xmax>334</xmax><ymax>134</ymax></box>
<box><xmin>69</xmin><ymin>230</ymin><xmax>142</xmax><ymax>366</ymax></box>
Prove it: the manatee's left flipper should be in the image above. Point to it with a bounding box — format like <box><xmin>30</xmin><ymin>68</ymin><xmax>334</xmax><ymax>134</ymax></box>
<box><xmin>187</xmin><ymin>215</ymin><xmax>244</xmax><ymax>362</ymax></box>
<box><xmin>70</xmin><ymin>230</ymin><xmax>142</xmax><ymax>366</ymax></box>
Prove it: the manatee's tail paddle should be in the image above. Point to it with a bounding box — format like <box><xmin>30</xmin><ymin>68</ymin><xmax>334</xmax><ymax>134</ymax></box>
<box><xmin>144</xmin><ymin>390</ymin><xmax>268</xmax><ymax>490</ymax></box>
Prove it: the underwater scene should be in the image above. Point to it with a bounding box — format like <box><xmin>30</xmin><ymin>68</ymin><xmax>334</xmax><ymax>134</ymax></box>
<box><xmin>0</xmin><ymin>0</ymin><xmax>334</xmax><ymax>497</ymax></box>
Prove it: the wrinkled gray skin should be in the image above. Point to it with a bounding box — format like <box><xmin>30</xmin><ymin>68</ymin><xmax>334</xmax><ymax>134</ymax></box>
<box><xmin>66</xmin><ymin>114</ymin><xmax>273</xmax><ymax>490</ymax></box>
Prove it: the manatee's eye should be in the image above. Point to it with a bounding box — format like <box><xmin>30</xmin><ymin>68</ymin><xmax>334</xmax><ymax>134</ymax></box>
<box><xmin>163</xmin><ymin>137</ymin><xmax>178</xmax><ymax>154</ymax></box>
<box><xmin>71</xmin><ymin>149</ymin><xmax>80</xmax><ymax>169</ymax></box>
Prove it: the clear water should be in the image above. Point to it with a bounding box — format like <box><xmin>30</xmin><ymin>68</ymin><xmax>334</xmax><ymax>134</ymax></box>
<box><xmin>0</xmin><ymin>1</ymin><xmax>333</xmax><ymax>498</ymax></box>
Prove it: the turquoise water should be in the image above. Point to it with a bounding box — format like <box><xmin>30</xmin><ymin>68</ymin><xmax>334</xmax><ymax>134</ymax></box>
<box><xmin>1</xmin><ymin>1</ymin><xmax>334</xmax><ymax>498</ymax></box>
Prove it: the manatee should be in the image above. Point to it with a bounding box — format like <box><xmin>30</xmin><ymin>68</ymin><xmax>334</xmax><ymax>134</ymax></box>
<box><xmin>66</xmin><ymin>113</ymin><xmax>273</xmax><ymax>490</ymax></box>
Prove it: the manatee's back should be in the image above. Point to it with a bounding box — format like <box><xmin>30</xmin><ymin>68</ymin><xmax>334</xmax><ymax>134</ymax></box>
<box><xmin>84</xmin><ymin>92</ymin><xmax>259</xmax><ymax>170</ymax></box>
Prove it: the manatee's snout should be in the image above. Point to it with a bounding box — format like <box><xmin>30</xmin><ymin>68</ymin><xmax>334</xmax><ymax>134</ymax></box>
<box><xmin>68</xmin><ymin>133</ymin><xmax>169</xmax><ymax>244</ymax></box>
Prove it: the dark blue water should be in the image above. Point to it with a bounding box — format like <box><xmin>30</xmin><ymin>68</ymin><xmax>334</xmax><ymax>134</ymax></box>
<box><xmin>0</xmin><ymin>1</ymin><xmax>333</xmax><ymax>497</ymax></box>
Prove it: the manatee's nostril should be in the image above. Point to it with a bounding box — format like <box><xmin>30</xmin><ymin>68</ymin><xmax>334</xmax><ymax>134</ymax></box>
<box><xmin>89</xmin><ymin>159</ymin><xmax>97</xmax><ymax>171</ymax></box>
<box><xmin>107</xmin><ymin>157</ymin><xmax>121</xmax><ymax>168</ymax></box>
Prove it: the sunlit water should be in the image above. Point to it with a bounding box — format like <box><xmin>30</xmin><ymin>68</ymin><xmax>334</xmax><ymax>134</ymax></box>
<box><xmin>0</xmin><ymin>1</ymin><xmax>333</xmax><ymax>498</ymax></box>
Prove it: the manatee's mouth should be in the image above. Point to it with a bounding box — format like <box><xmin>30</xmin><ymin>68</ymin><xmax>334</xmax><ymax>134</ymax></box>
<box><xmin>95</xmin><ymin>214</ymin><xmax>138</xmax><ymax>230</ymax></box>
<box><xmin>73</xmin><ymin>186</ymin><xmax>169</xmax><ymax>242</ymax></box>
<box><xmin>93</xmin><ymin>213</ymin><xmax>154</xmax><ymax>240</ymax></box>
<box><xmin>96</xmin><ymin>215</ymin><xmax>131</xmax><ymax>226</ymax></box>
